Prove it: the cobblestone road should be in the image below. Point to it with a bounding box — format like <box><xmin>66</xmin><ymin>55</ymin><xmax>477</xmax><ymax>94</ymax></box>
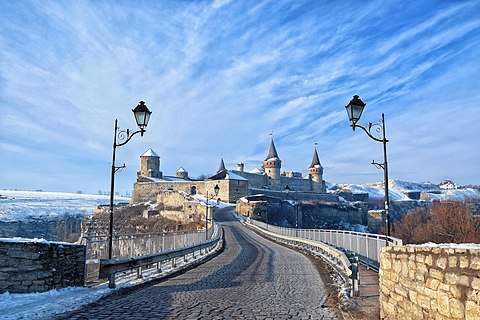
<box><xmin>57</xmin><ymin>208</ymin><xmax>341</xmax><ymax>319</ymax></box>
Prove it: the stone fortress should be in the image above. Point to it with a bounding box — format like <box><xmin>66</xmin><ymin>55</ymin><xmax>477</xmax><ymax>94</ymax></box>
<box><xmin>131</xmin><ymin>138</ymin><xmax>329</xmax><ymax>205</ymax></box>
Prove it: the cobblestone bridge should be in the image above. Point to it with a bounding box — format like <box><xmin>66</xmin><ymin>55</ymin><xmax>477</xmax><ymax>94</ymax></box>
<box><xmin>57</xmin><ymin>207</ymin><xmax>345</xmax><ymax>319</ymax></box>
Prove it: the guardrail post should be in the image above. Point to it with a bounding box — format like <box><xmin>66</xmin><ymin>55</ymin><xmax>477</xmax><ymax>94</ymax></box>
<box><xmin>108</xmin><ymin>274</ymin><xmax>116</xmax><ymax>289</ymax></box>
<box><xmin>148</xmin><ymin>234</ymin><xmax>152</xmax><ymax>254</ymax></box>
<box><xmin>157</xmin><ymin>262</ymin><xmax>162</xmax><ymax>273</ymax></box>
<box><xmin>351</xmin><ymin>255</ymin><xmax>359</xmax><ymax>297</ymax></box>
<box><xmin>137</xmin><ymin>267</ymin><xmax>143</xmax><ymax>279</ymax></box>
<box><xmin>130</xmin><ymin>235</ymin><xmax>134</xmax><ymax>257</ymax></box>
<box><xmin>162</xmin><ymin>233</ymin><xmax>165</xmax><ymax>251</ymax></box>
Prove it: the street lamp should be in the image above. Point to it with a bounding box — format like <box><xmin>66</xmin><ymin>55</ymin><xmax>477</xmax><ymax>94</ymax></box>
<box><xmin>344</xmin><ymin>95</ymin><xmax>391</xmax><ymax>239</ymax></box>
<box><xmin>205</xmin><ymin>184</ymin><xmax>220</xmax><ymax>240</ymax></box>
<box><xmin>284</xmin><ymin>185</ymin><xmax>299</xmax><ymax>236</ymax></box>
<box><xmin>108</xmin><ymin>101</ymin><xmax>152</xmax><ymax>264</ymax></box>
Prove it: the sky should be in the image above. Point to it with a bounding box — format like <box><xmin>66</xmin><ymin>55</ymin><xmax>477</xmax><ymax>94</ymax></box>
<box><xmin>1</xmin><ymin>0</ymin><xmax>479</xmax><ymax>195</ymax></box>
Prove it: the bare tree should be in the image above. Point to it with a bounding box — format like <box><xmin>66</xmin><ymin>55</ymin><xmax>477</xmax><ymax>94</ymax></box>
<box><xmin>393</xmin><ymin>207</ymin><xmax>430</xmax><ymax>244</ymax></box>
<box><xmin>394</xmin><ymin>201</ymin><xmax>480</xmax><ymax>244</ymax></box>
<box><xmin>429</xmin><ymin>201</ymin><xmax>479</xmax><ymax>243</ymax></box>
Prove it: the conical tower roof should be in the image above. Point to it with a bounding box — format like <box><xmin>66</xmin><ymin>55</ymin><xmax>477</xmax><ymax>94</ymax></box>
<box><xmin>141</xmin><ymin>148</ymin><xmax>159</xmax><ymax>158</ymax></box>
<box><xmin>264</xmin><ymin>139</ymin><xmax>281</xmax><ymax>162</ymax></box>
<box><xmin>217</xmin><ymin>157</ymin><xmax>226</xmax><ymax>173</ymax></box>
<box><xmin>309</xmin><ymin>146</ymin><xmax>323</xmax><ymax>169</ymax></box>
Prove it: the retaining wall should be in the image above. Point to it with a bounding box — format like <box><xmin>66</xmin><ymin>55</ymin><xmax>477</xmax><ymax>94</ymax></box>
<box><xmin>380</xmin><ymin>245</ymin><xmax>480</xmax><ymax>319</ymax></box>
<box><xmin>0</xmin><ymin>239</ymin><xmax>85</xmax><ymax>293</ymax></box>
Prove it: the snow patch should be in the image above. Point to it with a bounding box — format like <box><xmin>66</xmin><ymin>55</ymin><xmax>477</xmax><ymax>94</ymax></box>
<box><xmin>408</xmin><ymin>242</ymin><xmax>480</xmax><ymax>250</ymax></box>
<box><xmin>0</xmin><ymin>190</ymin><xmax>130</xmax><ymax>222</ymax></box>
<box><xmin>336</xmin><ymin>179</ymin><xmax>479</xmax><ymax>202</ymax></box>
<box><xmin>0</xmin><ymin>237</ymin><xmax>77</xmax><ymax>246</ymax></box>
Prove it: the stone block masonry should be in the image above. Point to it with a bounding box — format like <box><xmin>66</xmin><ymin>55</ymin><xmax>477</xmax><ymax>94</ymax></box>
<box><xmin>0</xmin><ymin>239</ymin><xmax>86</xmax><ymax>293</ymax></box>
<box><xmin>380</xmin><ymin>245</ymin><xmax>480</xmax><ymax>320</ymax></box>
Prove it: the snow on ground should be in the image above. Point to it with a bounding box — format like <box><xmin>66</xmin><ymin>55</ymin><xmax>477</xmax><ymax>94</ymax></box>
<box><xmin>0</xmin><ymin>190</ymin><xmax>130</xmax><ymax>222</ymax></box>
<box><xmin>331</xmin><ymin>179</ymin><xmax>480</xmax><ymax>202</ymax></box>
<box><xmin>0</xmin><ymin>285</ymin><xmax>111</xmax><ymax>320</ymax></box>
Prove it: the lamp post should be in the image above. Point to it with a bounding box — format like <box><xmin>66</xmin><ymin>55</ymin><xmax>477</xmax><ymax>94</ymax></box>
<box><xmin>344</xmin><ymin>95</ymin><xmax>391</xmax><ymax>239</ymax></box>
<box><xmin>284</xmin><ymin>185</ymin><xmax>299</xmax><ymax>236</ymax></box>
<box><xmin>205</xmin><ymin>184</ymin><xmax>220</xmax><ymax>240</ymax></box>
<box><xmin>108</xmin><ymin>101</ymin><xmax>152</xmax><ymax>264</ymax></box>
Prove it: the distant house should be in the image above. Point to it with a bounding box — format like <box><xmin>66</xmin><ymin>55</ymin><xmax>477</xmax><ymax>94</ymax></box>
<box><xmin>439</xmin><ymin>180</ymin><xmax>457</xmax><ymax>190</ymax></box>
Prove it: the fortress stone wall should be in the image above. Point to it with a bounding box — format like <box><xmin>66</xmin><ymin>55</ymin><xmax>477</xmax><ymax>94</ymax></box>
<box><xmin>230</xmin><ymin>170</ymin><xmax>268</xmax><ymax>189</ymax></box>
<box><xmin>280</xmin><ymin>175</ymin><xmax>313</xmax><ymax>191</ymax></box>
<box><xmin>380</xmin><ymin>245</ymin><xmax>480</xmax><ymax>320</ymax></box>
<box><xmin>248</xmin><ymin>188</ymin><xmax>339</xmax><ymax>202</ymax></box>
<box><xmin>131</xmin><ymin>181</ymin><xmax>201</xmax><ymax>204</ymax></box>
<box><xmin>131</xmin><ymin>178</ymin><xmax>248</xmax><ymax>205</ymax></box>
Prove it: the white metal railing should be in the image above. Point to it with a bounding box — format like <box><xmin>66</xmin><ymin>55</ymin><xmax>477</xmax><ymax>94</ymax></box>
<box><xmin>79</xmin><ymin>226</ymin><xmax>215</xmax><ymax>281</ymax></box>
<box><xmin>249</xmin><ymin>219</ymin><xmax>402</xmax><ymax>270</ymax></box>
<box><xmin>100</xmin><ymin>223</ymin><xmax>223</xmax><ymax>288</ymax></box>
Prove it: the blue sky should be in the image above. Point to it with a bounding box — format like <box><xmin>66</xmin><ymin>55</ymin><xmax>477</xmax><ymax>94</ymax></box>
<box><xmin>1</xmin><ymin>0</ymin><xmax>479</xmax><ymax>194</ymax></box>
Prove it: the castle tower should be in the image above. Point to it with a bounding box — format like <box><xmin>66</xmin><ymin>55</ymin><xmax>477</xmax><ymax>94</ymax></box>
<box><xmin>139</xmin><ymin>148</ymin><xmax>162</xmax><ymax>179</ymax></box>
<box><xmin>217</xmin><ymin>157</ymin><xmax>226</xmax><ymax>173</ymax></box>
<box><xmin>264</xmin><ymin>138</ymin><xmax>282</xmax><ymax>181</ymax></box>
<box><xmin>176</xmin><ymin>167</ymin><xmax>188</xmax><ymax>179</ymax></box>
<box><xmin>309</xmin><ymin>146</ymin><xmax>324</xmax><ymax>190</ymax></box>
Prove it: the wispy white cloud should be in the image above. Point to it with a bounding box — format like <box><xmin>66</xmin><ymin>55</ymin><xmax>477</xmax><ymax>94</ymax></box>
<box><xmin>376</xmin><ymin>2</ymin><xmax>475</xmax><ymax>55</ymax></box>
<box><xmin>0</xmin><ymin>0</ymin><xmax>479</xmax><ymax>193</ymax></box>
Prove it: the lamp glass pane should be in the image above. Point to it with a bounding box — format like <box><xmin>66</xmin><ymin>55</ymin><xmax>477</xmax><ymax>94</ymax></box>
<box><xmin>134</xmin><ymin>111</ymin><xmax>146</xmax><ymax>127</ymax></box>
<box><xmin>143</xmin><ymin>111</ymin><xmax>151</xmax><ymax>127</ymax></box>
<box><xmin>345</xmin><ymin>104</ymin><xmax>353</xmax><ymax>122</ymax></box>
<box><xmin>351</xmin><ymin>104</ymin><xmax>364</xmax><ymax>121</ymax></box>
<box><xmin>346</xmin><ymin>103</ymin><xmax>364</xmax><ymax>122</ymax></box>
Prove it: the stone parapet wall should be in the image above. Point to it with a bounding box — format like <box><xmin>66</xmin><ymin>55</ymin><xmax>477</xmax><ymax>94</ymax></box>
<box><xmin>380</xmin><ymin>245</ymin><xmax>480</xmax><ymax>320</ymax></box>
<box><xmin>0</xmin><ymin>239</ymin><xmax>85</xmax><ymax>293</ymax></box>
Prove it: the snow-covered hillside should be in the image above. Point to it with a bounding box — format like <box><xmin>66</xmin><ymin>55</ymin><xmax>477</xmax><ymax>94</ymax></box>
<box><xmin>0</xmin><ymin>190</ymin><xmax>130</xmax><ymax>222</ymax></box>
<box><xmin>330</xmin><ymin>180</ymin><xmax>480</xmax><ymax>202</ymax></box>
